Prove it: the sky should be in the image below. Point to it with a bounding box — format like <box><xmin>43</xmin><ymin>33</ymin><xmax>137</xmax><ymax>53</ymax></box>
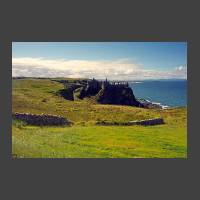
<box><xmin>12</xmin><ymin>42</ymin><xmax>187</xmax><ymax>80</ymax></box>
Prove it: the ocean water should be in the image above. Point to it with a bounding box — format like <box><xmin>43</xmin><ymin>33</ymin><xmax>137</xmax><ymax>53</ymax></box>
<box><xmin>129</xmin><ymin>80</ymin><xmax>187</xmax><ymax>107</ymax></box>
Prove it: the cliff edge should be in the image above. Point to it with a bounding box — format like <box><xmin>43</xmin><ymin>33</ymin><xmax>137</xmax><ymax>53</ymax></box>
<box><xmin>57</xmin><ymin>78</ymin><xmax>144</xmax><ymax>107</ymax></box>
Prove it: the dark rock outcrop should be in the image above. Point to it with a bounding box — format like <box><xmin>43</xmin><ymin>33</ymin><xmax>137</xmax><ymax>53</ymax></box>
<box><xmin>75</xmin><ymin>79</ymin><xmax>102</xmax><ymax>99</ymax></box>
<box><xmin>56</xmin><ymin>78</ymin><xmax>144</xmax><ymax>107</ymax></box>
<box><xmin>96</xmin><ymin>84</ymin><xmax>143</xmax><ymax>107</ymax></box>
<box><xmin>57</xmin><ymin>82</ymin><xmax>85</xmax><ymax>100</ymax></box>
<box><xmin>58</xmin><ymin>88</ymin><xmax>74</xmax><ymax>100</ymax></box>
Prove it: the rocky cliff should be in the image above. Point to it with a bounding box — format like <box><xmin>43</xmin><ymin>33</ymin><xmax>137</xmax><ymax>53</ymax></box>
<box><xmin>96</xmin><ymin>84</ymin><xmax>143</xmax><ymax>107</ymax></box>
<box><xmin>56</xmin><ymin>79</ymin><xmax>144</xmax><ymax>107</ymax></box>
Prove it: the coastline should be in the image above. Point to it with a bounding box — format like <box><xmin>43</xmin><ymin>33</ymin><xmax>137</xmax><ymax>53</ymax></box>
<box><xmin>137</xmin><ymin>98</ymin><xmax>168</xmax><ymax>109</ymax></box>
<box><xmin>130</xmin><ymin>79</ymin><xmax>187</xmax><ymax>109</ymax></box>
<box><xmin>137</xmin><ymin>98</ymin><xmax>187</xmax><ymax>110</ymax></box>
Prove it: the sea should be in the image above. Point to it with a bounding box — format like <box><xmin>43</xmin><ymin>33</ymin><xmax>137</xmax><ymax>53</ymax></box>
<box><xmin>129</xmin><ymin>79</ymin><xmax>187</xmax><ymax>108</ymax></box>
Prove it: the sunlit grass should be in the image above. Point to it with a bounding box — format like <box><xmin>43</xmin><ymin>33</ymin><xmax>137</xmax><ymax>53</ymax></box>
<box><xmin>12</xmin><ymin>78</ymin><xmax>187</xmax><ymax>158</ymax></box>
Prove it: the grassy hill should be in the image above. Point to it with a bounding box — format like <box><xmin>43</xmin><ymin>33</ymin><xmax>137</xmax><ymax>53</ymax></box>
<box><xmin>12</xmin><ymin>78</ymin><xmax>187</xmax><ymax>158</ymax></box>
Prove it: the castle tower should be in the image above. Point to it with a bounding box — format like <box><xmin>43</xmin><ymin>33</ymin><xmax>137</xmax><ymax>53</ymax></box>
<box><xmin>102</xmin><ymin>81</ymin><xmax>105</xmax><ymax>89</ymax></box>
<box><xmin>101</xmin><ymin>78</ymin><xmax>112</xmax><ymax>89</ymax></box>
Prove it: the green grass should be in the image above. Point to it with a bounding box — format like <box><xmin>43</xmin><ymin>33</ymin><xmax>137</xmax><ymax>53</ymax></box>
<box><xmin>12</xmin><ymin>124</ymin><xmax>187</xmax><ymax>158</ymax></box>
<box><xmin>12</xmin><ymin>78</ymin><xmax>187</xmax><ymax>158</ymax></box>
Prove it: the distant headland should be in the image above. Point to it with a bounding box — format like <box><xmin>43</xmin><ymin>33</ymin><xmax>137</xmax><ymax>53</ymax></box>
<box><xmin>12</xmin><ymin>77</ymin><xmax>167</xmax><ymax>109</ymax></box>
<box><xmin>51</xmin><ymin>78</ymin><xmax>164</xmax><ymax>109</ymax></box>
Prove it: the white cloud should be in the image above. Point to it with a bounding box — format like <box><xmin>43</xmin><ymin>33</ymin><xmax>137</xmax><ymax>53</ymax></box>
<box><xmin>177</xmin><ymin>66</ymin><xmax>183</xmax><ymax>71</ymax></box>
<box><xmin>12</xmin><ymin>57</ymin><xmax>187</xmax><ymax>80</ymax></box>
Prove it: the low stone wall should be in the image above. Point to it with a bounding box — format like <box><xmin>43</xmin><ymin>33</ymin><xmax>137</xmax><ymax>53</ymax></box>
<box><xmin>12</xmin><ymin>112</ymin><xmax>72</xmax><ymax>126</ymax></box>
<box><xmin>96</xmin><ymin>118</ymin><xmax>164</xmax><ymax>126</ymax></box>
<box><xmin>128</xmin><ymin>118</ymin><xmax>164</xmax><ymax>126</ymax></box>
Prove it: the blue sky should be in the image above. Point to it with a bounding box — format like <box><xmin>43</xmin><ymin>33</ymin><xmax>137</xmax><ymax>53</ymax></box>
<box><xmin>12</xmin><ymin>42</ymin><xmax>187</xmax><ymax>80</ymax></box>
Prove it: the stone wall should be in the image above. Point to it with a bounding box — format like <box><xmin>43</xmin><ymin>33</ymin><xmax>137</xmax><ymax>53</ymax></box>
<box><xmin>96</xmin><ymin>118</ymin><xmax>164</xmax><ymax>126</ymax></box>
<box><xmin>128</xmin><ymin>118</ymin><xmax>164</xmax><ymax>125</ymax></box>
<box><xmin>12</xmin><ymin>112</ymin><xmax>72</xmax><ymax>126</ymax></box>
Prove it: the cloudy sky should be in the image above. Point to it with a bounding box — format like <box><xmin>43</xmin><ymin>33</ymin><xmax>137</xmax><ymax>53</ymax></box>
<box><xmin>12</xmin><ymin>42</ymin><xmax>187</xmax><ymax>80</ymax></box>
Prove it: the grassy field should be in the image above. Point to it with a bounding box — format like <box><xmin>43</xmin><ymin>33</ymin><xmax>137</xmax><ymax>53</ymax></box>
<box><xmin>12</xmin><ymin>78</ymin><xmax>187</xmax><ymax>158</ymax></box>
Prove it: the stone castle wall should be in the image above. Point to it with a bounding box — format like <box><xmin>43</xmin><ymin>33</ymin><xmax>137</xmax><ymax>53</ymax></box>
<box><xmin>12</xmin><ymin>112</ymin><xmax>72</xmax><ymax>126</ymax></box>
